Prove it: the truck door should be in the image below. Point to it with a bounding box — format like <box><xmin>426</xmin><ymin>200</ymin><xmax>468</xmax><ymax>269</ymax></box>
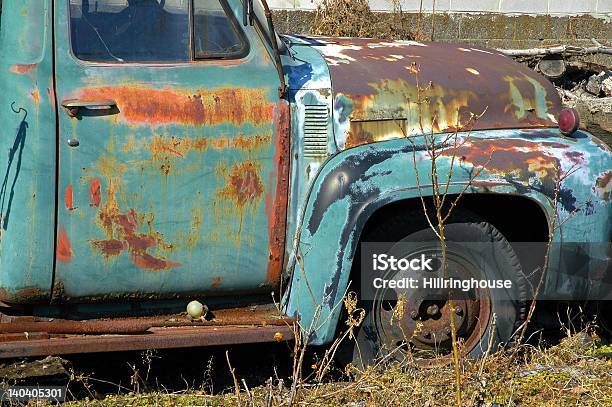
<box><xmin>53</xmin><ymin>0</ymin><xmax>288</xmax><ymax>301</ymax></box>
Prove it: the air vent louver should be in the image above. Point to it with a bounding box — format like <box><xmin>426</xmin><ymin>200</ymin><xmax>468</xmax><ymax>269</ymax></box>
<box><xmin>303</xmin><ymin>105</ymin><xmax>328</xmax><ymax>158</ymax></box>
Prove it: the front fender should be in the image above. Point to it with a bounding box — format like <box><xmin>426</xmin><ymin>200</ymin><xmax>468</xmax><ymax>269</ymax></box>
<box><xmin>284</xmin><ymin>129</ymin><xmax>611</xmax><ymax>345</ymax></box>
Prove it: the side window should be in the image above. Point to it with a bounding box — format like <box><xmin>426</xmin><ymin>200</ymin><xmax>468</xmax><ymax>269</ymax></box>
<box><xmin>70</xmin><ymin>0</ymin><xmax>190</xmax><ymax>62</ymax></box>
<box><xmin>193</xmin><ymin>0</ymin><xmax>247</xmax><ymax>59</ymax></box>
<box><xmin>69</xmin><ymin>0</ymin><xmax>247</xmax><ymax>63</ymax></box>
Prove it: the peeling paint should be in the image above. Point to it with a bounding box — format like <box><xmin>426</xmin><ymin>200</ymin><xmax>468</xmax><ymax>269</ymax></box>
<box><xmin>595</xmin><ymin>171</ymin><xmax>611</xmax><ymax>201</ymax></box>
<box><xmin>439</xmin><ymin>138</ymin><xmax>569</xmax><ymax>181</ymax></box>
<box><xmin>9</xmin><ymin>63</ymin><xmax>36</xmax><ymax>76</ymax></box>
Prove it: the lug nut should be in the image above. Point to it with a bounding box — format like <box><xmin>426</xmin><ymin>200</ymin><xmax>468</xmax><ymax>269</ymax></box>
<box><xmin>426</xmin><ymin>304</ymin><xmax>440</xmax><ymax>316</ymax></box>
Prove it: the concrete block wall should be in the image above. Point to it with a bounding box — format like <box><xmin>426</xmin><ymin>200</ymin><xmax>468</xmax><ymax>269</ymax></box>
<box><xmin>271</xmin><ymin>0</ymin><xmax>612</xmax><ymax>14</ymax></box>
<box><xmin>273</xmin><ymin>9</ymin><xmax>612</xmax><ymax>65</ymax></box>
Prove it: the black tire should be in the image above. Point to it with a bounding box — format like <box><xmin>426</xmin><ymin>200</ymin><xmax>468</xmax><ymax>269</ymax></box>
<box><xmin>346</xmin><ymin>209</ymin><xmax>529</xmax><ymax>367</ymax></box>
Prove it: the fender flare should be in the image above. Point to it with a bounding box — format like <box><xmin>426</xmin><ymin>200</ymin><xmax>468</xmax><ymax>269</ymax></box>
<box><xmin>283</xmin><ymin>136</ymin><xmax>563</xmax><ymax>345</ymax></box>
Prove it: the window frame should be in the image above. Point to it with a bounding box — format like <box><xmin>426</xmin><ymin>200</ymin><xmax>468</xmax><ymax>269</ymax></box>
<box><xmin>67</xmin><ymin>0</ymin><xmax>250</xmax><ymax>64</ymax></box>
<box><xmin>192</xmin><ymin>0</ymin><xmax>250</xmax><ymax>60</ymax></box>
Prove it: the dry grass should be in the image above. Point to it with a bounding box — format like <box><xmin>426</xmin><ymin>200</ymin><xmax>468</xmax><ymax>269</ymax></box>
<box><xmin>311</xmin><ymin>0</ymin><xmax>414</xmax><ymax>40</ymax></box>
<box><xmin>55</xmin><ymin>331</ymin><xmax>611</xmax><ymax>406</ymax></box>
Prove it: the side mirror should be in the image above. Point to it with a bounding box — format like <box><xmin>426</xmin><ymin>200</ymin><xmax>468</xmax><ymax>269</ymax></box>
<box><xmin>243</xmin><ymin>0</ymin><xmax>254</xmax><ymax>26</ymax></box>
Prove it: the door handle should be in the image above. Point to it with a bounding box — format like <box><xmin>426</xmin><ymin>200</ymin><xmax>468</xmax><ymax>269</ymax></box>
<box><xmin>61</xmin><ymin>99</ymin><xmax>117</xmax><ymax>117</ymax></box>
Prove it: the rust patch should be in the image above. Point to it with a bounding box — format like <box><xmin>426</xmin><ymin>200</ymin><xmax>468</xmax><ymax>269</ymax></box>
<box><xmin>89</xmin><ymin>178</ymin><xmax>101</xmax><ymax>207</ymax></box>
<box><xmin>92</xmin><ymin>239</ymin><xmax>125</xmax><ymax>256</ymax></box>
<box><xmin>57</xmin><ymin>227</ymin><xmax>72</xmax><ymax>263</ymax></box>
<box><xmin>314</xmin><ymin>38</ymin><xmax>561</xmax><ymax>149</ymax></box>
<box><xmin>265</xmin><ymin>100</ymin><xmax>291</xmax><ymax>285</ymax></box>
<box><xmin>211</xmin><ymin>276</ymin><xmax>223</xmax><ymax>289</ymax></box>
<box><xmin>92</xmin><ymin>184</ymin><xmax>180</xmax><ymax>270</ymax></box>
<box><xmin>64</xmin><ymin>185</ymin><xmax>74</xmax><ymax>210</ymax></box>
<box><xmin>140</xmin><ymin>133</ymin><xmax>272</xmax><ymax>176</ymax></box>
<box><xmin>346</xmin><ymin>119</ymin><xmax>406</xmax><ymax>149</ymax></box>
<box><xmin>220</xmin><ymin>162</ymin><xmax>264</xmax><ymax>206</ymax></box>
<box><xmin>76</xmin><ymin>86</ymin><xmax>275</xmax><ymax>126</ymax></box>
<box><xmin>595</xmin><ymin>171</ymin><xmax>611</xmax><ymax>201</ymax></box>
<box><xmin>9</xmin><ymin>64</ymin><xmax>36</xmax><ymax>76</ymax></box>
<box><xmin>440</xmin><ymin>138</ymin><xmax>569</xmax><ymax>181</ymax></box>
<box><xmin>130</xmin><ymin>253</ymin><xmax>180</xmax><ymax>271</ymax></box>
<box><xmin>149</xmin><ymin>135</ymin><xmax>208</xmax><ymax>159</ymax></box>
<box><xmin>0</xmin><ymin>287</ymin><xmax>48</xmax><ymax>304</ymax></box>
<box><xmin>209</xmin><ymin>134</ymin><xmax>272</xmax><ymax>150</ymax></box>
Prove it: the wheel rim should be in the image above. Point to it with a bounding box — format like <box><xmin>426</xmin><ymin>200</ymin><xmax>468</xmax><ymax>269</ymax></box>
<box><xmin>372</xmin><ymin>247</ymin><xmax>492</xmax><ymax>364</ymax></box>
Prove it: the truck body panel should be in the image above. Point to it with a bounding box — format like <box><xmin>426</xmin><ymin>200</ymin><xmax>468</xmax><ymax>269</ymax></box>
<box><xmin>0</xmin><ymin>0</ymin><xmax>609</xmax><ymax>354</ymax></box>
<box><xmin>51</xmin><ymin>0</ymin><xmax>290</xmax><ymax>301</ymax></box>
<box><xmin>0</xmin><ymin>0</ymin><xmax>56</xmax><ymax>303</ymax></box>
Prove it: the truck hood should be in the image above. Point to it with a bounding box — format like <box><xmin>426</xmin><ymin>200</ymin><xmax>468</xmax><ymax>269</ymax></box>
<box><xmin>285</xmin><ymin>36</ymin><xmax>562</xmax><ymax>149</ymax></box>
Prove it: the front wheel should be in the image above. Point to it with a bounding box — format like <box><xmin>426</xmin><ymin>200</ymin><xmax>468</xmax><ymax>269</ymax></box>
<box><xmin>349</xmin><ymin>210</ymin><xmax>529</xmax><ymax>367</ymax></box>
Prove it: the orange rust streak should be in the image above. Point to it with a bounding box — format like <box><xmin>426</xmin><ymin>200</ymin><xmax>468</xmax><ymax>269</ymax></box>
<box><xmin>77</xmin><ymin>86</ymin><xmax>275</xmax><ymax>126</ymax></box>
<box><xmin>57</xmin><ymin>227</ymin><xmax>73</xmax><ymax>263</ymax></box>
<box><xmin>64</xmin><ymin>185</ymin><xmax>74</xmax><ymax>210</ymax></box>
<box><xmin>265</xmin><ymin>100</ymin><xmax>291</xmax><ymax>285</ymax></box>
<box><xmin>89</xmin><ymin>178</ymin><xmax>101</xmax><ymax>207</ymax></box>
<box><xmin>31</xmin><ymin>90</ymin><xmax>41</xmax><ymax>104</ymax></box>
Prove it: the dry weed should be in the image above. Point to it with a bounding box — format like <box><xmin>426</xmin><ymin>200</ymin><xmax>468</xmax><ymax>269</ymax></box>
<box><xmin>311</xmin><ymin>0</ymin><xmax>414</xmax><ymax>39</ymax></box>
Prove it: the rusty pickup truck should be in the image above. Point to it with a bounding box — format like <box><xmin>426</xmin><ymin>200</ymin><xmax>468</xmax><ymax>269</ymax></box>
<box><xmin>0</xmin><ymin>0</ymin><xmax>610</xmax><ymax>364</ymax></box>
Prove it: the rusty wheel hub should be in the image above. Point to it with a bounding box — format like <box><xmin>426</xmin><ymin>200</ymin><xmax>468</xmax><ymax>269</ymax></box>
<box><xmin>374</xmin><ymin>250</ymin><xmax>491</xmax><ymax>359</ymax></box>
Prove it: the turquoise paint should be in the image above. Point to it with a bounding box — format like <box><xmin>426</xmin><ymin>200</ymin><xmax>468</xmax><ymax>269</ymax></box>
<box><xmin>52</xmin><ymin>0</ymin><xmax>283</xmax><ymax>301</ymax></box>
<box><xmin>284</xmin><ymin>129</ymin><xmax>611</xmax><ymax>345</ymax></box>
<box><xmin>280</xmin><ymin>38</ymin><xmax>334</xmax><ymax>279</ymax></box>
<box><xmin>0</xmin><ymin>0</ymin><xmax>55</xmax><ymax>302</ymax></box>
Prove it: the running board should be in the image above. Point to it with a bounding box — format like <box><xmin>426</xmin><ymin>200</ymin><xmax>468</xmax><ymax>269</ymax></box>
<box><xmin>0</xmin><ymin>305</ymin><xmax>294</xmax><ymax>358</ymax></box>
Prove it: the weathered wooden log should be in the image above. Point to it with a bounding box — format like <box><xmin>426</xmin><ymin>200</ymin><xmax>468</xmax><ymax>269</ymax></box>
<box><xmin>497</xmin><ymin>41</ymin><xmax>612</xmax><ymax>57</ymax></box>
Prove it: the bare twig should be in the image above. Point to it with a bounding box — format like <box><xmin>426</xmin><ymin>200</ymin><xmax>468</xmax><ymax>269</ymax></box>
<box><xmin>516</xmin><ymin>164</ymin><xmax>583</xmax><ymax>345</ymax></box>
<box><xmin>241</xmin><ymin>379</ymin><xmax>254</xmax><ymax>407</ymax></box>
<box><xmin>226</xmin><ymin>351</ymin><xmax>242</xmax><ymax>407</ymax></box>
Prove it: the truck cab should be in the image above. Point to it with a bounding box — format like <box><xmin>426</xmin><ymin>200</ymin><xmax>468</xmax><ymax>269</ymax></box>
<box><xmin>0</xmin><ymin>0</ymin><xmax>610</xmax><ymax>362</ymax></box>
